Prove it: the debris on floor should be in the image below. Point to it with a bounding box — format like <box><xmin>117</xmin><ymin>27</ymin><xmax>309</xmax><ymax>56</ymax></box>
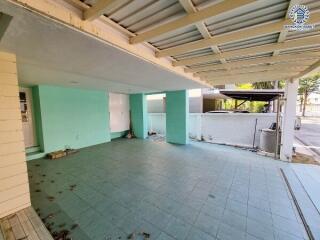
<box><xmin>47</xmin><ymin>150</ymin><xmax>67</xmax><ymax>160</ymax></box>
<box><xmin>69</xmin><ymin>184</ymin><xmax>77</xmax><ymax>191</ymax></box>
<box><xmin>292</xmin><ymin>152</ymin><xmax>320</xmax><ymax>165</ymax></box>
<box><xmin>47</xmin><ymin>196</ymin><xmax>55</xmax><ymax>202</ymax></box>
<box><xmin>147</xmin><ymin>134</ymin><xmax>165</xmax><ymax>142</ymax></box>
<box><xmin>47</xmin><ymin>148</ymin><xmax>79</xmax><ymax>160</ymax></box>
<box><xmin>127</xmin><ymin>231</ymin><xmax>150</xmax><ymax>240</ymax></box>
<box><xmin>52</xmin><ymin>229</ymin><xmax>71</xmax><ymax>240</ymax></box>
<box><xmin>65</xmin><ymin>148</ymin><xmax>79</xmax><ymax>155</ymax></box>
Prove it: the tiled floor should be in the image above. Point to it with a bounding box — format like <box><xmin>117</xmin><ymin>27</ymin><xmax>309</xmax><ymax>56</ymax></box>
<box><xmin>27</xmin><ymin>139</ymin><xmax>308</xmax><ymax>240</ymax></box>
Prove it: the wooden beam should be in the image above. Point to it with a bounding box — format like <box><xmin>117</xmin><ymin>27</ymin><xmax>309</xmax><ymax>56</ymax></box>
<box><xmin>203</xmin><ymin>70</ymin><xmax>300</xmax><ymax>80</ymax></box>
<box><xmin>204</xmin><ymin>72</ymin><xmax>296</xmax><ymax>82</ymax></box>
<box><xmin>173</xmin><ymin>35</ymin><xmax>320</xmax><ymax>66</ymax></box>
<box><xmin>83</xmin><ymin>0</ymin><xmax>116</xmax><ymax>21</ymax></box>
<box><xmin>273</xmin><ymin>0</ymin><xmax>301</xmax><ymax>56</ymax></box>
<box><xmin>185</xmin><ymin>53</ymin><xmax>320</xmax><ymax>73</ymax></box>
<box><xmin>157</xmin><ymin>12</ymin><xmax>320</xmax><ymax>57</ymax></box>
<box><xmin>209</xmin><ymin>75</ymin><xmax>293</xmax><ymax>85</ymax></box>
<box><xmin>196</xmin><ymin>65</ymin><xmax>307</xmax><ymax>78</ymax></box>
<box><xmin>129</xmin><ymin>0</ymin><xmax>255</xmax><ymax>44</ymax></box>
<box><xmin>178</xmin><ymin>0</ymin><xmax>227</xmax><ymax>64</ymax></box>
<box><xmin>293</xmin><ymin>59</ymin><xmax>320</xmax><ymax>79</ymax></box>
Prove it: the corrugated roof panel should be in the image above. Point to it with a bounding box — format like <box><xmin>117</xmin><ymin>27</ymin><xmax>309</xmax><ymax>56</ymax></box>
<box><xmin>227</xmin><ymin>53</ymin><xmax>274</xmax><ymax>62</ymax></box>
<box><xmin>83</xmin><ymin>0</ymin><xmax>131</xmax><ymax>16</ymax></box>
<box><xmin>279</xmin><ymin>45</ymin><xmax>320</xmax><ymax>54</ymax></box>
<box><xmin>206</xmin><ymin>0</ymin><xmax>289</xmax><ymax>35</ymax></box>
<box><xmin>186</xmin><ymin>60</ymin><xmax>222</xmax><ymax>68</ymax></box>
<box><xmin>150</xmin><ymin>26</ymin><xmax>203</xmax><ymax>49</ymax></box>
<box><xmin>302</xmin><ymin>0</ymin><xmax>320</xmax><ymax>11</ymax></box>
<box><xmin>173</xmin><ymin>48</ymin><xmax>213</xmax><ymax>60</ymax></box>
<box><xmin>286</xmin><ymin>27</ymin><xmax>320</xmax><ymax>40</ymax></box>
<box><xmin>106</xmin><ymin>0</ymin><xmax>186</xmax><ymax>33</ymax></box>
<box><xmin>192</xmin><ymin>0</ymin><xmax>223</xmax><ymax>8</ymax></box>
<box><xmin>219</xmin><ymin>34</ymin><xmax>279</xmax><ymax>52</ymax></box>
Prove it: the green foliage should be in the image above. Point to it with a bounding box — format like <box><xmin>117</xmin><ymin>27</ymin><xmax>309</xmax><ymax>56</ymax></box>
<box><xmin>298</xmin><ymin>73</ymin><xmax>320</xmax><ymax>96</ymax></box>
<box><xmin>252</xmin><ymin>80</ymin><xmax>285</xmax><ymax>89</ymax></box>
<box><xmin>298</xmin><ymin>73</ymin><xmax>320</xmax><ymax>116</ymax></box>
<box><xmin>237</xmin><ymin>80</ymin><xmax>285</xmax><ymax>90</ymax></box>
<box><xmin>237</xmin><ymin>83</ymin><xmax>252</xmax><ymax>89</ymax></box>
<box><xmin>252</xmin><ymin>81</ymin><xmax>274</xmax><ymax>89</ymax></box>
<box><xmin>222</xmin><ymin>99</ymin><xmax>267</xmax><ymax>113</ymax></box>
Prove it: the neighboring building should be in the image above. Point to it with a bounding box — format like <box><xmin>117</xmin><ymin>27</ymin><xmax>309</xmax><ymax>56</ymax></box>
<box><xmin>296</xmin><ymin>92</ymin><xmax>320</xmax><ymax>116</ymax></box>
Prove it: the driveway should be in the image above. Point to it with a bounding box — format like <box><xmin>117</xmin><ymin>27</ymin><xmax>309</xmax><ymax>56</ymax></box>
<box><xmin>27</xmin><ymin>139</ymin><xmax>308</xmax><ymax>240</ymax></box>
<box><xmin>295</xmin><ymin>117</ymin><xmax>320</xmax><ymax>159</ymax></box>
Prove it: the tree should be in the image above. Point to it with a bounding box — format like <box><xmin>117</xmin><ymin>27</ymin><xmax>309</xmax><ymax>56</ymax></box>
<box><xmin>298</xmin><ymin>73</ymin><xmax>320</xmax><ymax>116</ymax></box>
<box><xmin>252</xmin><ymin>81</ymin><xmax>274</xmax><ymax>89</ymax></box>
<box><xmin>252</xmin><ymin>80</ymin><xmax>285</xmax><ymax>89</ymax></box>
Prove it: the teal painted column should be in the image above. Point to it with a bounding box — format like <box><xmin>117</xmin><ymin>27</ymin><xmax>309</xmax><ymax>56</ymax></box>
<box><xmin>130</xmin><ymin>94</ymin><xmax>147</xmax><ymax>139</ymax></box>
<box><xmin>166</xmin><ymin>90</ymin><xmax>189</xmax><ymax>144</ymax></box>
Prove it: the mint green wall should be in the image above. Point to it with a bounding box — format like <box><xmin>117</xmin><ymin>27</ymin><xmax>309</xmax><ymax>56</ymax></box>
<box><xmin>166</xmin><ymin>90</ymin><xmax>189</xmax><ymax>144</ymax></box>
<box><xmin>34</xmin><ymin>85</ymin><xmax>110</xmax><ymax>153</ymax></box>
<box><xmin>129</xmin><ymin>94</ymin><xmax>147</xmax><ymax>139</ymax></box>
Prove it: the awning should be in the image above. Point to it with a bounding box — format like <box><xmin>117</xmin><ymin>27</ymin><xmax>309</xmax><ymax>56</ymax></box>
<box><xmin>219</xmin><ymin>89</ymin><xmax>284</xmax><ymax>102</ymax></box>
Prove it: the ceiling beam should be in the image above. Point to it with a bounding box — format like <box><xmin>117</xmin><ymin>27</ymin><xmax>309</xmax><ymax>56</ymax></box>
<box><xmin>173</xmin><ymin>35</ymin><xmax>320</xmax><ymax>66</ymax></box>
<box><xmin>196</xmin><ymin>65</ymin><xmax>307</xmax><ymax>78</ymax></box>
<box><xmin>203</xmin><ymin>70</ymin><xmax>300</xmax><ymax>80</ymax></box>
<box><xmin>293</xmin><ymin>59</ymin><xmax>320</xmax><ymax>79</ymax></box>
<box><xmin>273</xmin><ymin>0</ymin><xmax>301</xmax><ymax>56</ymax></box>
<box><xmin>157</xmin><ymin>12</ymin><xmax>320</xmax><ymax>57</ymax></box>
<box><xmin>83</xmin><ymin>0</ymin><xmax>116</xmax><ymax>21</ymax></box>
<box><xmin>129</xmin><ymin>0</ymin><xmax>255</xmax><ymax>44</ymax></box>
<box><xmin>204</xmin><ymin>72</ymin><xmax>296</xmax><ymax>82</ymax></box>
<box><xmin>185</xmin><ymin>53</ymin><xmax>320</xmax><ymax>73</ymax></box>
<box><xmin>209</xmin><ymin>75</ymin><xmax>293</xmax><ymax>86</ymax></box>
<box><xmin>178</xmin><ymin>0</ymin><xmax>227</xmax><ymax>64</ymax></box>
<box><xmin>179</xmin><ymin>0</ymin><xmax>227</xmax><ymax>64</ymax></box>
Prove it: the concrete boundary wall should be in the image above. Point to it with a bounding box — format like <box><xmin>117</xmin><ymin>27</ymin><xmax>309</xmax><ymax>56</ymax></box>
<box><xmin>148</xmin><ymin>113</ymin><xmax>276</xmax><ymax>147</ymax></box>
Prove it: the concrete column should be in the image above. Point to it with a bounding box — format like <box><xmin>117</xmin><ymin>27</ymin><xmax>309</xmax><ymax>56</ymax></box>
<box><xmin>0</xmin><ymin>52</ymin><xmax>31</xmax><ymax>218</ymax></box>
<box><xmin>280</xmin><ymin>79</ymin><xmax>299</xmax><ymax>161</ymax></box>
<box><xmin>166</xmin><ymin>90</ymin><xmax>189</xmax><ymax>144</ymax></box>
<box><xmin>129</xmin><ymin>94</ymin><xmax>147</xmax><ymax>139</ymax></box>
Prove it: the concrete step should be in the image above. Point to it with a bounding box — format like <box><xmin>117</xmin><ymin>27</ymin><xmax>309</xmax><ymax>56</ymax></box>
<box><xmin>26</xmin><ymin>150</ymin><xmax>46</xmax><ymax>161</ymax></box>
<box><xmin>26</xmin><ymin>146</ymin><xmax>41</xmax><ymax>154</ymax></box>
<box><xmin>282</xmin><ymin>166</ymin><xmax>320</xmax><ymax>240</ymax></box>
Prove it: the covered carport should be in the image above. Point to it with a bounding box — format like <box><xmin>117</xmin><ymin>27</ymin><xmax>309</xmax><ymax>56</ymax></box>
<box><xmin>0</xmin><ymin>0</ymin><xmax>320</xmax><ymax>239</ymax></box>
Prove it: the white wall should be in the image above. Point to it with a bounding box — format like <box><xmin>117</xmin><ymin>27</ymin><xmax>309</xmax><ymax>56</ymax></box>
<box><xmin>148</xmin><ymin>113</ymin><xmax>166</xmax><ymax>135</ymax></box>
<box><xmin>148</xmin><ymin>113</ymin><xmax>276</xmax><ymax>147</ymax></box>
<box><xmin>147</xmin><ymin>99</ymin><xmax>165</xmax><ymax>113</ymax></box>
<box><xmin>109</xmin><ymin>93</ymin><xmax>130</xmax><ymax>132</ymax></box>
<box><xmin>0</xmin><ymin>52</ymin><xmax>31</xmax><ymax>218</ymax></box>
<box><xmin>189</xmin><ymin>96</ymin><xmax>203</xmax><ymax>113</ymax></box>
<box><xmin>200</xmin><ymin>113</ymin><xmax>276</xmax><ymax>147</ymax></box>
<box><xmin>147</xmin><ymin>89</ymin><xmax>203</xmax><ymax>113</ymax></box>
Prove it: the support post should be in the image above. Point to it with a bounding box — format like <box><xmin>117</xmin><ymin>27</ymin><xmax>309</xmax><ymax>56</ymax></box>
<box><xmin>166</xmin><ymin>90</ymin><xmax>189</xmax><ymax>144</ymax></box>
<box><xmin>0</xmin><ymin>51</ymin><xmax>31</xmax><ymax>218</ymax></box>
<box><xmin>129</xmin><ymin>94</ymin><xmax>147</xmax><ymax>139</ymax></box>
<box><xmin>280</xmin><ymin>79</ymin><xmax>299</xmax><ymax>161</ymax></box>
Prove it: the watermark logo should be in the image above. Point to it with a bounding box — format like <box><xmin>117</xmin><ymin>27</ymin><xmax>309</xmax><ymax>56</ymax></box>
<box><xmin>285</xmin><ymin>5</ymin><xmax>314</xmax><ymax>31</ymax></box>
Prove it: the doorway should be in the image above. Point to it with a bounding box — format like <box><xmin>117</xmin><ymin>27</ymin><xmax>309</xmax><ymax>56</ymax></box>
<box><xmin>19</xmin><ymin>87</ymin><xmax>37</xmax><ymax>148</ymax></box>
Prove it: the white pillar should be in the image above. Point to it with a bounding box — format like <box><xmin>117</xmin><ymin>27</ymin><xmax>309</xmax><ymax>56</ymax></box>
<box><xmin>280</xmin><ymin>79</ymin><xmax>299</xmax><ymax>161</ymax></box>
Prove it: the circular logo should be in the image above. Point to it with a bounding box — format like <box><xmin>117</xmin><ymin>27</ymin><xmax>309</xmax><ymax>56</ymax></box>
<box><xmin>289</xmin><ymin>5</ymin><xmax>310</xmax><ymax>25</ymax></box>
